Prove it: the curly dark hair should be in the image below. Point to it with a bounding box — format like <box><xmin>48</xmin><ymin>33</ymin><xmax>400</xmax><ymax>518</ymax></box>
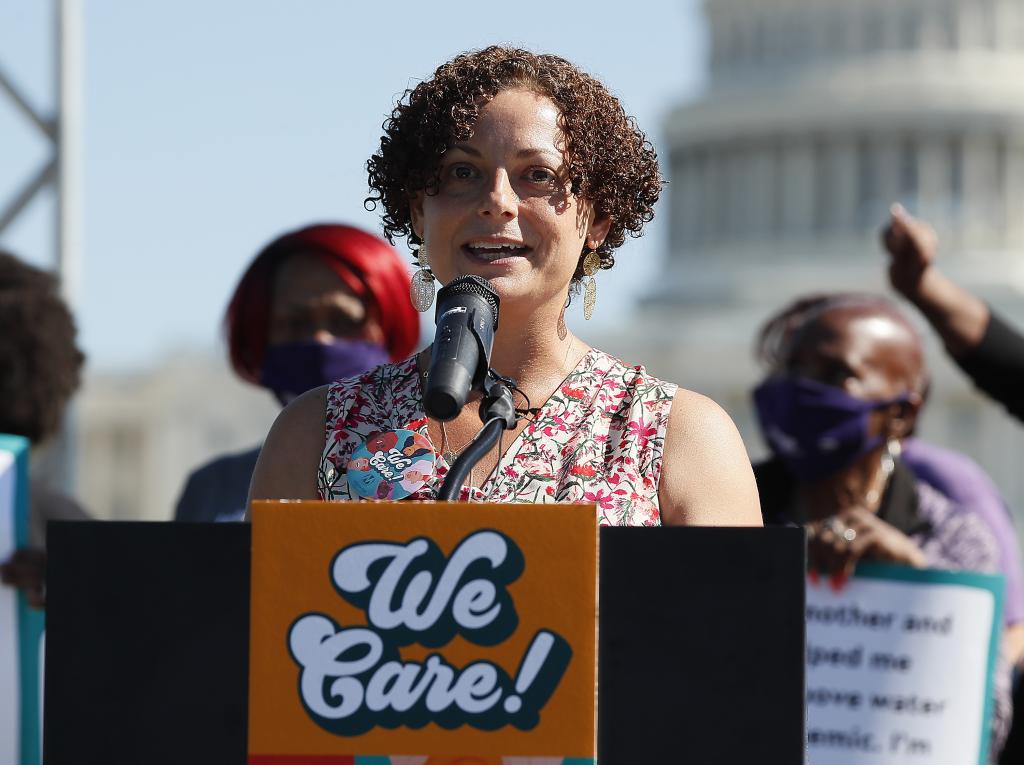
<box><xmin>0</xmin><ymin>251</ymin><xmax>85</xmax><ymax>444</ymax></box>
<box><xmin>366</xmin><ymin>46</ymin><xmax>663</xmax><ymax>276</ymax></box>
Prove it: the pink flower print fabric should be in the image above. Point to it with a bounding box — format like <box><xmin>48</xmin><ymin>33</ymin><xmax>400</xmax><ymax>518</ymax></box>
<box><xmin>317</xmin><ymin>348</ymin><xmax>677</xmax><ymax>526</ymax></box>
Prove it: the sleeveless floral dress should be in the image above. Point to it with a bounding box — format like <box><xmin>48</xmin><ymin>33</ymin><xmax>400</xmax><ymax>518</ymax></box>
<box><xmin>317</xmin><ymin>348</ymin><xmax>677</xmax><ymax>526</ymax></box>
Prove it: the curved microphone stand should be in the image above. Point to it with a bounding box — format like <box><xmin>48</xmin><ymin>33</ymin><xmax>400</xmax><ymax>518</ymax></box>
<box><xmin>437</xmin><ymin>373</ymin><xmax>518</xmax><ymax>501</ymax></box>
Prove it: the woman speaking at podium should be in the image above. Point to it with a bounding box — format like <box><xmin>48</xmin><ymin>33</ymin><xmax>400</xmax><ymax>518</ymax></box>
<box><xmin>249</xmin><ymin>47</ymin><xmax>761</xmax><ymax>527</ymax></box>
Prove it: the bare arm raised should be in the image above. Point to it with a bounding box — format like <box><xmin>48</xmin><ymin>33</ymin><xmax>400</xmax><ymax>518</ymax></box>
<box><xmin>246</xmin><ymin>386</ymin><xmax>328</xmax><ymax>514</ymax></box>
<box><xmin>658</xmin><ymin>389</ymin><xmax>763</xmax><ymax>527</ymax></box>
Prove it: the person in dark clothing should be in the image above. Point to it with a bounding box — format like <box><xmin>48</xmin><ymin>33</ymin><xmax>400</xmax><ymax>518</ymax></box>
<box><xmin>0</xmin><ymin>251</ymin><xmax>90</xmax><ymax>607</ymax></box>
<box><xmin>883</xmin><ymin>203</ymin><xmax>1024</xmax><ymax>421</ymax></box>
<box><xmin>174</xmin><ymin>448</ymin><xmax>261</xmax><ymax>524</ymax></box>
<box><xmin>752</xmin><ymin>280</ymin><xmax>1024</xmax><ymax>660</ymax></box>
<box><xmin>173</xmin><ymin>224</ymin><xmax>419</xmax><ymax>522</ymax></box>
<box><xmin>751</xmin><ymin>294</ymin><xmax>993</xmax><ymax>579</ymax></box>
<box><xmin>883</xmin><ymin>204</ymin><xmax>1024</xmax><ymax>763</ymax></box>
<box><xmin>750</xmin><ymin>292</ymin><xmax>1012</xmax><ymax>755</ymax></box>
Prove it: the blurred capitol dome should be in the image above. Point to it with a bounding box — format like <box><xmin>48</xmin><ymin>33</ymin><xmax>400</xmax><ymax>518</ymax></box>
<box><xmin>598</xmin><ymin>0</ymin><xmax>1024</xmax><ymax>519</ymax></box>
<box><xmin>657</xmin><ymin>0</ymin><xmax>1024</xmax><ymax>308</ymax></box>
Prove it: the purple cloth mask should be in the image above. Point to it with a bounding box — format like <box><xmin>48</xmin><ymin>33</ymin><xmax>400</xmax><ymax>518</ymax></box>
<box><xmin>259</xmin><ymin>339</ymin><xmax>389</xmax><ymax>405</ymax></box>
<box><xmin>753</xmin><ymin>376</ymin><xmax>907</xmax><ymax>483</ymax></box>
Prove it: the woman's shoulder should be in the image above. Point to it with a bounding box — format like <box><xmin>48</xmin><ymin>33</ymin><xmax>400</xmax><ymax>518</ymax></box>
<box><xmin>324</xmin><ymin>355</ymin><xmax>421</xmax><ymax>428</ymax></box>
<box><xmin>583</xmin><ymin>349</ymin><xmax>677</xmax><ymax>424</ymax></box>
<box><xmin>248</xmin><ymin>385</ymin><xmax>331</xmax><ymax>504</ymax></box>
<box><xmin>587</xmin><ymin>348</ymin><xmax>761</xmax><ymax>526</ymax></box>
<box><xmin>586</xmin><ymin>347</ymin><xmax>737</xmax><ymax>442</ymax></box>
<box><xmin>325</xmin><ymin>355</ymin><xmax>419</xmax><ymax>398</ymax></box>
<box><xmin>657</xmin><ymin>385</ymin><xmax>762</xmax><ymax>526</ymax></box>
<box><xmin>266</xmin><ymin>385</ymin><xmax>330</xmax><ymax>447</ymax></box>
<box><xmin>588</xmin><ymin>348</ymin><xmax>674</xmax><ymax>390</ymax></box>
<box><xmin>664</xmin><ymin>386</ymin><xmax>746</xmax><ymax>453</ymax></box>
<box><xmin>275</xmin><ymin>383</ymin><xmax>330</xmax><ymax>432</ymax></box>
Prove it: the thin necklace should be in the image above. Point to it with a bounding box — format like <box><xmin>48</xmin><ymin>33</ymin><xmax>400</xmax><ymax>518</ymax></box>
<box><xmin>439</xmin><ymin>421</ymin><xmax>475</xmax><ymax>498</ymax></box>
<box><xmin>439</xmin><ymin>420</ymin><xmax>468</xmax><ymax>467</ymax></box>
<box><xmin>440</xmin><ymin>420</ymin><xmax>510</xmax><ymax>502</ymax></box>
<box><xmin>864</xmin><ymin>451</ymin><xmax>896</xmax><ymax>509</ymax></box>
<box><xmin>561</xmin><ymin>335</ymin><xmax>577</xmax><ymax>372</ymax></box>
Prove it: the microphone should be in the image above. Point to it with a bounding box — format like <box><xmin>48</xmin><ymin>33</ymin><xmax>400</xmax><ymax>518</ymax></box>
<box><xmin>424</xmin><ymin>275</ymin><xmax>500</xmax><ymax>422</ymax></box>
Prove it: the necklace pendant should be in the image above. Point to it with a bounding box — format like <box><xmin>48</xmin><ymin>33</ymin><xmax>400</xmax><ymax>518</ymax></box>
<box><xmin>443</xmin><ymin>451</ymin><xmax>459</xmax><ymax>466</ymax></box>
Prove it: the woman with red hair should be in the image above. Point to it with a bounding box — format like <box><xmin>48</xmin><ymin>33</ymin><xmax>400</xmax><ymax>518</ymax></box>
<box><xmin>174</xmin><ymin>223</ymin><xmax>419</xmax><ymax>522</ymax></box>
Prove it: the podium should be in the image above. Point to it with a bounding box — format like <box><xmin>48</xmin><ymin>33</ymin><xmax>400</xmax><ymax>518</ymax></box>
<box><xmin>43</xmin><ymin>507</ymin><xmax>804</xmax><ymax>764</ymax></box>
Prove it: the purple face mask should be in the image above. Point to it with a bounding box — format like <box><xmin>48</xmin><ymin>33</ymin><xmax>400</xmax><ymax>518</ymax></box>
<box><xmin>752</xmin><ymin>376</ymin><xmax>908</xmax><ymax>483</ymax></box>
<box><xmin>259</xmin><ymin>339</ymin><xmax>389</xmax><ymax>405</ymax></box>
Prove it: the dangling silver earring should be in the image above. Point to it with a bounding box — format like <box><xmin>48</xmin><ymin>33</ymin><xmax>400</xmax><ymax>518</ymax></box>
<box><xmin>881</xmin><ymin>437</ymin><xmax>901</xmax><ymax>476</ymax></box>
<box><xmin>867</xmin><ymin>437</ymin><xmax>901</xmax><ymax>507</ymax></box>
<box><xmin>410</xmin><ymin>241</ymin><xmax>435</xmax><ymax>312</ymax></box>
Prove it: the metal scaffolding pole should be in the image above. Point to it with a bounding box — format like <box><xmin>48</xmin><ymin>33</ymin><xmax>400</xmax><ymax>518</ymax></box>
<box><xmin>57</xmin><ymin>0</ymin><xmax>83</xmax><ymax>308</ymax></box>
<box><xmin>0</xmin><ymin>0</ymin><xmax>80</xmax><ymax>294</ymax></box>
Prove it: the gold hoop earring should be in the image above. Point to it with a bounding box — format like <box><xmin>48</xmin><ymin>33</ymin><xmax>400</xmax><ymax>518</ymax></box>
<box><xmin>581</xmin><ymin>248</ymin><xmax>601</xmax><ymax>321</ymax></box>
<box><xmin>410</xmin><ymin>241</ymin><xmax>435</xmax><ymax>312</ymax></box>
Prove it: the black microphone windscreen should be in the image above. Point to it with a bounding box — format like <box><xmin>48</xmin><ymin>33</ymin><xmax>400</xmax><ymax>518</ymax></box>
<box><xmin>424</xmin><ymin>275</ymin><xmax>500</xmax><ymax>422</ymax></box>
<box><xmin>434</xmin><ymin>275</ymin><xmax>500</xmax><ymax>329</ymax></box>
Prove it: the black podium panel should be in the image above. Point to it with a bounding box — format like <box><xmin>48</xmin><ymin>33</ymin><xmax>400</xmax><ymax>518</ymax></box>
<box><xmin>598</xmin><ymin>526</ymin><xmax>806</xmax><ymax>763</ymax></box>
<box><xmin>45</xmin><ymin>522</ymin><xmax>251</xmax><ymax>765</ymax></box>
<box><xmin>45</xmin><ymin>522</ymin><xmax>804</xmax><ymax>764</ymax></box>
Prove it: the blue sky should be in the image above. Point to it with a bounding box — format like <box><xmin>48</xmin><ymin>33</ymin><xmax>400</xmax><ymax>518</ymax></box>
<box><xmin>0</xmin><ymin>1</ymin><xmax>706</xmax><ymax>371</ymax></box>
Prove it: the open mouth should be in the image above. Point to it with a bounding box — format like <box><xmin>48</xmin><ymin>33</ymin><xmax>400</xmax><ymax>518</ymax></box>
<box><xmin>462</xmin><ymin>241</ymin><xmax>531</xmax><ymax>262</ymax></box>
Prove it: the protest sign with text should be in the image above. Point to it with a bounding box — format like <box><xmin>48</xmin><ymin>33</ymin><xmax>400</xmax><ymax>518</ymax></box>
<box><xmin>248</xmin><ymin>501</ymin><xmax>597</xmax><ymax>765</ymax></box>
<box><xmin>0</xmin><ymin>435</ymin><xmax>43</xmax><ymax>765</ymax></box>
<box><xmin>806</xmin><ymin>563</ymin><xmax>1003</xmax><ymax>765</ymax></box>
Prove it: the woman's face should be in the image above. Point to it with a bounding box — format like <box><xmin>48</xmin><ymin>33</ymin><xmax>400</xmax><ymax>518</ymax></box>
<box><xmin>410</xmin><ymin>88</ymin><xmax>610</xmax><ymax>314</ymax></box>
<box><xmin>786</xmin><ymin>306</ymin><xmax>923</xmax><ymax>437</ymax></box>
<box><xmin>268</xmin><ymin>253</ymin><xmax>384</xmax><ymax>346</ymax></box>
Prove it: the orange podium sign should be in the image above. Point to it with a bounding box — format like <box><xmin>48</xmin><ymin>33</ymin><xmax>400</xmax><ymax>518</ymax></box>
<box><xmin>248</xmin><ymin>501</ymin><xmax>597</xmax><ymax>765</ymax></box>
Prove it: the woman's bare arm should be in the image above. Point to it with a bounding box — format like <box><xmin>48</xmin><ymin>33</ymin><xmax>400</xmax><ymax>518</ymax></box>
<box><xmin>883</xmin><ymin>205</ymin><xmax>990</xmax><ymax>358</ymax></box>
<box><xmin>658</xmin><ymin>389</ymin><xmax>763</xmax><ymax>526</ymax></box>
<box><xmin>246</xmin><ymin>385</ymin><xmax>329</xmax><ymax>516</ymax></box>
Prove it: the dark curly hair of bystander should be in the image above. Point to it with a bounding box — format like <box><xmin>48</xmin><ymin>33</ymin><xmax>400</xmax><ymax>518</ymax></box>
<box><xmin>0</xmin><ymin>251</ymin><xmax>85</xmax><ymax>444</ymax></box>
<box><xmin>365</xmin><ymin>45</ymin><xmax>663</xmax><ymax>280</ymax></box>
